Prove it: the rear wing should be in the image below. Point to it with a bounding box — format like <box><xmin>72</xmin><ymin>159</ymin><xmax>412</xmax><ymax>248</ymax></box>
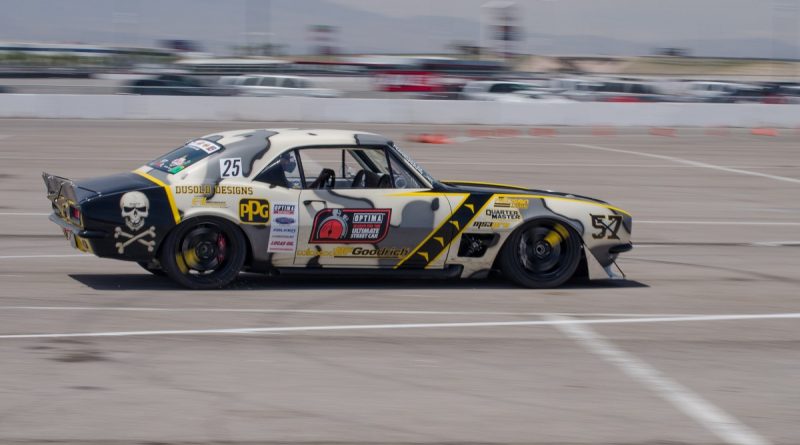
<box><xmin>42</xmin><ymin>172</ymin><xmax>100</xmax><ymax>221</ymax></box>
<box><xmin>42</xmin><ymin>172</ymin><xmax>73</xmax><ymax>202</ymax></box>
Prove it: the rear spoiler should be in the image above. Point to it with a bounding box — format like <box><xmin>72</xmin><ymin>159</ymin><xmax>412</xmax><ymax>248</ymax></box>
<box><xmin>42</xmin><ymin>172</ymin><xmax>73</xmax><ymax>201</ymax></box>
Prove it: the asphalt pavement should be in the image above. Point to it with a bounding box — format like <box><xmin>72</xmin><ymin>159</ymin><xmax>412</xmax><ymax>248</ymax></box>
<box><xmin>0</xmin><ymin>119</ymin><xmax>798</xmax><ymax>444</ymax></box>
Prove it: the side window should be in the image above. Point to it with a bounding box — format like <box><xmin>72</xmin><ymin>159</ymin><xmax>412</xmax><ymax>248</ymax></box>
<box><xmin>387</xmin><ymin>153</ymin><xmax>424</xmax><ymax>189</ymax></box>
<box><xmin>293</xmin><ymin>147</ymin><xmax>413</xmax><ymax>190</ymax></box>
<box><xmin>489</xmin><ymin>83</ymin><xmax>511</xmax><ymax>93</ymax></box>
<box><xmin>243</xmin><ymin>77</ymin><xmax>260</xmax><ymax>86</ymax></box>
<box><xmin>296</xmin><ymin>148</ymin><xmax>343</xmax><ymax>188</ymax></box>
<box><xmin>283</xmin><ymin>78</ymin><xmax>298</xmax><ymax>88</ymax></box>
<box><xmin>254</xmin><ymin>151</ymin><xmax>301</xmax><ymax>189</ymax></box>
<box><xmin>259</xmin><ymin>77</ymin><xmax>277</xmax><ymax>86</ymax></box>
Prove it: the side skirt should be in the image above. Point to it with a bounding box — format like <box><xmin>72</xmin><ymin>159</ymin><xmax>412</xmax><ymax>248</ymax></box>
<box><xmin>275</xmin><ymin>265</ymin><xmax>464</xmax><ymax>279</ymax></box>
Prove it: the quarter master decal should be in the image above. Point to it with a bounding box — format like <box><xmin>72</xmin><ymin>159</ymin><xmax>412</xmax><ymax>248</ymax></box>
<box><xmin>309</xmin><ymin>208</ymin><xmax>391</xmax><ymax>244</ymax></box>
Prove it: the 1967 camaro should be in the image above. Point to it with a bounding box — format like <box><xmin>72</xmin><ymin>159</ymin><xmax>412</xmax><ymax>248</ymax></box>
<box><xmin>44</xmin><ymin>129</ymin><xmax>632</xmax><ymax>289</ymax></box>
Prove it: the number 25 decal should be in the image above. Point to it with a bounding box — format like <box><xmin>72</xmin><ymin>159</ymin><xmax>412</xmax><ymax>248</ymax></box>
<box><xmin>220</xmin><ymin>158</ymin><xmax>243</xmax><ymax>178</ymax></box>
<box><xmin>590</xmin><ymin>214</ymin><xmax>622</xmax><ymax>240</ymax></box>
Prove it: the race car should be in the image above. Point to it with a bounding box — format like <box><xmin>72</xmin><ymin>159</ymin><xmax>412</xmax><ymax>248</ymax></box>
<box><xmin>43</xmin><ymin>129</ymin><xmax>632</xmax><ymax>289</ymax></box>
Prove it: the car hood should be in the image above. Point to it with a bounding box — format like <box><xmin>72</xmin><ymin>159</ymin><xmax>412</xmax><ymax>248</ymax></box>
<box><xmin>438</xmin><ymin>180</ymin><xmax>609</xmax><ymax>205</ymax></box>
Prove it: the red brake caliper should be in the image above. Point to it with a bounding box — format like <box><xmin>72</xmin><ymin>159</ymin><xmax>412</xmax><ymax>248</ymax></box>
<box><xmin>217</xmin><ymin>234</ymin><xmax>227</xmax><ymax>263</ymax></box>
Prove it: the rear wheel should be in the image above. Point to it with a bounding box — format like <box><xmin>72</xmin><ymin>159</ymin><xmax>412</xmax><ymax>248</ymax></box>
<box><xmin>159</xmin><ymin>217</ymin><xmax>247</xmax><ymax>289</ymax></box>
<box><xmin>499</xmin><ymin>219</ymin><xmax>581</xmax><ymax>288</ymax></box>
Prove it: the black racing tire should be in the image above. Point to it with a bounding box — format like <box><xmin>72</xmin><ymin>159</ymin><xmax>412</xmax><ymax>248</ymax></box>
<box><xmin>499</xmin><ymin>219</ymin><xmax>582</xmax><ymax>289</ymax></box>
<box><xmin>137</xmin><ymin>261</ymin><xmax>167</xmax><ymax>277</ymax></box>
<box><xmin>159</xmin><ymin>217</ymin><xmax>247</xmax><ymax>290</ymax></box>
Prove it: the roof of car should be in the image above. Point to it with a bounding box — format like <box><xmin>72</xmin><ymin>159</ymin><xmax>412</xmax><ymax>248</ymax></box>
<box><xmin>199</xmin><ymin>128</ymin><xmax>389</xmax><ymax>150</ymax></box>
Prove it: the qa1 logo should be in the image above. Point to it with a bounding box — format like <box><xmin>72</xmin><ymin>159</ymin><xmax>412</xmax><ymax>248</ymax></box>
<box><xmin>239</xmin><ymin>199</ymin><xmax>270</xmax><ymax>224</ymax></box>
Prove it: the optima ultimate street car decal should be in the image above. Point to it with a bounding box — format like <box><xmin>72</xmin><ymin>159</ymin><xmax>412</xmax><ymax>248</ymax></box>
<box><xmin>310</xmin><ymin>208</ymin><xmax>392</xmax><ymax>244</ymax></box>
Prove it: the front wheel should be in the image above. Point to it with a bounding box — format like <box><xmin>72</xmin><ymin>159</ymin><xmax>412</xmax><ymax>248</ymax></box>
<box><xmin>499</xmin><ymin>219</ymin><xmax>581</xmax><ymax>288</ymax></box>
<box><xmin>159</xmin><ymin>217</ymin><xmax>247</xmax><ymax>289</ymax></box>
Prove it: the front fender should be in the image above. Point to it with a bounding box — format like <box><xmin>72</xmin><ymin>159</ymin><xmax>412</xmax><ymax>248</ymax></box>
<box><xmin>537</xmin><ymin>197</ymin><xmax>632</xmax><ymax>267</ymax></box>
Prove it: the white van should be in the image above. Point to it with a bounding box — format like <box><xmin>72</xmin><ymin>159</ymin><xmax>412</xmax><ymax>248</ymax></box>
<box><xmin>222</xmin><ymin>75</ymin><xmax>340</xmax><ymax>98</ymax></box>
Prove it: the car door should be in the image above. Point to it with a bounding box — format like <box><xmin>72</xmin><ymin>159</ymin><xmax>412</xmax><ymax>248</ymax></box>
<box><xmin>246</xmin><ymin>151</ymin><xmax>304</xmax><ymax>267</ymax></box>
<box><xmin>292</xmin><ymin>146</ymin><xmax>454</xmax><ymax>269</ymax></box>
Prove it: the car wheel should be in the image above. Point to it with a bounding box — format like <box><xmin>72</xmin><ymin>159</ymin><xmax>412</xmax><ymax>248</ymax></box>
<box><xmin>159</xmin><ymin>217</ymin><xmax>247</xmax><ymax>289</ymax></box>
<box><xmin>499</xmin><ymin>219</ymin><xmax>581</xmax><ymax>288</ymax></box>
<box><xmin>137</xmin><ymin>261</ymin><xmax>166</xmax><ymax>276</ymax></box>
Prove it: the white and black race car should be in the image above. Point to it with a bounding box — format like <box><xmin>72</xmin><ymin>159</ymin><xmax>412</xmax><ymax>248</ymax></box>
<box><xmin>44</xmin><ymin>129</ymin><xmax>632</xmax><ymax>289</ymax></box>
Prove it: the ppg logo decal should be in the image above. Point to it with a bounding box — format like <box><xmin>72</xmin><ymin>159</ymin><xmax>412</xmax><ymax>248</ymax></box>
<box><xmin>239</xmin><ymin>199</ymin><xmax>270</xmax><ymax>224</ymax></box>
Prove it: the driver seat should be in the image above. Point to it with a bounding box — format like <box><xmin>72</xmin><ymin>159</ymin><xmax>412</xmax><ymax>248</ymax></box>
<box><xmin>308</xmin><ymin>168</ymin><xmax>335</xmax><ymax>189</ymax></box>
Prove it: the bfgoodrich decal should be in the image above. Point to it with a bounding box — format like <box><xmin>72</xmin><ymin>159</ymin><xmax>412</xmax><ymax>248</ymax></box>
<box><xmin>310</xmin><ymin>208</ymin><xmax>391</xmax><ymax>244</ymax></box>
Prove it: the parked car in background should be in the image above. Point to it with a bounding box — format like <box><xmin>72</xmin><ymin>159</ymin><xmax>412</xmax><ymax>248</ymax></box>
<box><xmin>492</xmin><ymin>87</ymin><xmax>572</xmax><ymax>102</ymax></box>
<box><xmin>686</xmin><ymin>81</ymin><xmax>765</xmax><ymax>103</ymax></box>
<box><xmin>123</xmin><ymin>74</ymin><xmax>237</xmax><ymax>96</ymax></box>
<box><xmin>566</xmin><ymin>80</ymin><xmax>668</xmax><ymax>102</ymax></box>
<box><xmin>760</xmin><ymin>83</ymin><xmax>800</xmax><ymax>104</ymax></box>
<box><xmin>374</xmin><ymin>70</ymin><xmax>443</xmax><ymax>92</ymax></box>
<box><xmin>221</xmin><ymin>75</ymin><xmax>340</xmax><ymax>98</ymax></box>
<box><xmin>460</xmin><ymin>80</ymin><xmax>547</xmax><ymax>101</ymax></box>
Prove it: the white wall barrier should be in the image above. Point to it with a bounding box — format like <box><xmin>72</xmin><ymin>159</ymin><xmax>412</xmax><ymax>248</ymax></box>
<box><xmin>2</xmin><ymin>94</ymin><xmax>800</xmax><ymax>127</ymax></box>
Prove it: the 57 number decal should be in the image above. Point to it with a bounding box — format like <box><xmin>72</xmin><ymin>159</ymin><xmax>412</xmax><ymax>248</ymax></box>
<box><xmin>220</xmin><ymin>158</ymin><xmax>243</xmax><ymax>178</ymax></box>
<box><xmin>590</xmin><ymin>214</ymin><xmax>623</xmax><ymax>240</ymax></box>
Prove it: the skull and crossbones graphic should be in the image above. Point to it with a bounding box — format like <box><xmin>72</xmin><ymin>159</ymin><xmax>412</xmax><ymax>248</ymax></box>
<box><xmin>115</xmin><ymin>191</ymin><xmax>156</xmax><ymax>254</ymax></box>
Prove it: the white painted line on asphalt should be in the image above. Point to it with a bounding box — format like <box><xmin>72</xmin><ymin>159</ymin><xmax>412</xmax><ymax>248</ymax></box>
<box><xmin>0</xmin><ymin>212</ymin><xmax>50</xmax><ymax>216</ymax></box>
<box><xmin>0</xmin><ymin>306</ymin><xmax>705</xmax><ymax>317</ymax></box>
<box><xmin>546</xmin><ymin>314</ymin><xmax>771</xmax><ymax>445</ymax></box>
<box><xmin>421</xmin><ymin>161</ymin><xmax>679</xmax><ymax>167</ymax></box>
<box><xmin>0</xmin><ymin>312</ymin><xmax>798</xmax><ymax>340</ymax></box>
<box><xmin>568</xmin><ymin>143</ymin><xmax>800</xmax><ymax>185</ymax></box>
<box><xmin>0</xmin><ymin>155</ymin><xmax>143</xmax><ymax>161</ymax></box>
<box><xmin>638</xmin><ymin>220</ymin><xmax>800</xmax><ymax>226</ymax></box>
<box><xmin>751</xmin><ymin>241</ymin><xmax>800</xmax><ymax>246</ymax></box>
<box><xmin>420</xmin><ymin>161</ymin><xmax>795</xmax><ymax>169</ymax></box>
<box><xmin>0</xmin><ymin>254</ymin><xmax>92</xmax><ymax>260</ymax></box>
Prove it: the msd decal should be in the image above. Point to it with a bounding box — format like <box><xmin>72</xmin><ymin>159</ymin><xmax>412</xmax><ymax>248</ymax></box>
<box><xmin>310</xmin><ymin>208</ymin><xmax>391</xmax><ymax>244</ymax></box>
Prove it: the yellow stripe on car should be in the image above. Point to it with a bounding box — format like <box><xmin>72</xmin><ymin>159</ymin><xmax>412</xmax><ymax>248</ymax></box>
<box><xmin>132</xmin><ymin>169</ymin><xmax>181</xmax><ymax>224</ymax></box>
<box><xmin>394</xmin><ymin>193</ymin><xmax>469</xmax><ymax>268</ymax></box>
<box><xmin>441</xmin><ymin>180</ymin><xmax>531</xmax><ymax>191</ymax></box>
<box><xmin>423</xmin><ymin>194</ymin><xmax>496</xmax><ymax>268</ymax></box>
<box><xmin>497</xmin><ymin>193</ymin><xmax>632</xmax><ymax>217</ymax></box>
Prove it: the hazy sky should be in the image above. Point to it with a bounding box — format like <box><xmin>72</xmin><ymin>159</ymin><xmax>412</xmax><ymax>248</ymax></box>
<box><xmin>2</xmin><ymin>0</ymin><xmax>799</xmax><ymax>57</ymax></box>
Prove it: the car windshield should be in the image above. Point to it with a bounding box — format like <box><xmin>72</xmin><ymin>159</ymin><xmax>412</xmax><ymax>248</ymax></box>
<box><xmin>389</xmin><ymin>143</ymin><xmax>436</xmax><ymax>185</ymax></box>
<box><xmin>147</xmin><ymin>139</ymin><xmax>224</xmax><ymax>174</ymax></box>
